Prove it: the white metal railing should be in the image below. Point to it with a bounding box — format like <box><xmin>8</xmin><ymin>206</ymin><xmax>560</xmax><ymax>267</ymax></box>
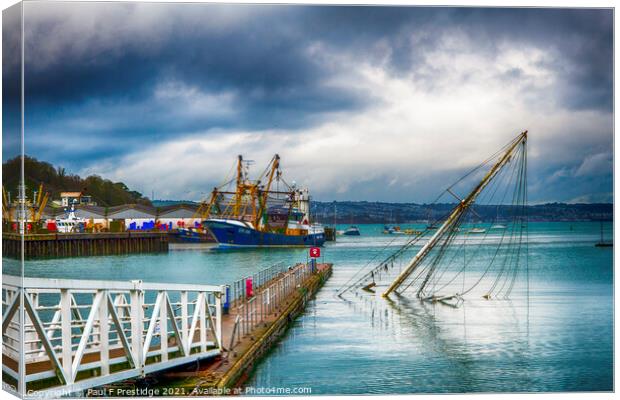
<box><xmin>2</xmin><ymin>275</ymin><xmax>224</xmax><ymax>397</ymax></box>
<box><xmin>228</xmin><ymin>263</ymin><xmax>314</xmax><ymax>349</ymax></box>
<box><xmin>229</xmin><ymin>261</ymin><xmax>288</xmax><ymax>308</ymax></box>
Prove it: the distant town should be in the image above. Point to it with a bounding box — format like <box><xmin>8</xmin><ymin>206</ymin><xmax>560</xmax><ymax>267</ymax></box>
<box><xmin>148</xmin><ymin>200</ymin><xmax>612</xmax><ymax>223</ymax></box>
<box><xmin>309</xmin><ymin>201</ymin><xmax>612</xmax><ymax>223</ymax></box>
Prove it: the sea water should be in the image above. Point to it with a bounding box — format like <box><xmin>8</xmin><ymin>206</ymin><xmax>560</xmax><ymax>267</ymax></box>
<box><xmin>4</xmin><ymin>222</ymin><xmax>613</xmax><ymax>393</ymax></box>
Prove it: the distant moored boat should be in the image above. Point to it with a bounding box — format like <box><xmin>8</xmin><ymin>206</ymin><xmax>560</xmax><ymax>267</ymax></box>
<box><xmin>343</xmin><ymin>226</ymin><xmax>361</xmax><ymax>236</ymax></box>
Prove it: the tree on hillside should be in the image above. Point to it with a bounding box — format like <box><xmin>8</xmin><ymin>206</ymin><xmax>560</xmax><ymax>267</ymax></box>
<box><xmin>2</xmin><ymin>156</ymin><xmax>152</xmax><ymax>207</ymax></box>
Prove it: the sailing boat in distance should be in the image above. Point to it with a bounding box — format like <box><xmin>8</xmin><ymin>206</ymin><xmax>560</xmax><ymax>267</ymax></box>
<box><xmin>595</xmin><ymin>220</ymin><xmax>612</xmax><ymax>247</ymax></box>
<box><xmin>491</xmin><ymin>205</ymin><xmax>506</xmax><ymax>229</ymax></box>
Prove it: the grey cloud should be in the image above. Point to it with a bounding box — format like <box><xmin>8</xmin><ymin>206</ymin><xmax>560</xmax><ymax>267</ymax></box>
<box><xmin>7</xmin><ymin>3</ymin><xmax>613</xmax><ymax>203</ymax></box>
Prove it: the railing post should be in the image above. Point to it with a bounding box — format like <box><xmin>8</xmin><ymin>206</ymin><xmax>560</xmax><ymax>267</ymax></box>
<box><xmin>160</xmin><ymin>290</ymin><xmax>168</xmax><ymax>362</ymax></box>
<box><xmin>199</xmin><ymin>292</ymin><xmax>207</xmax><ymax>352</ymax></box>
<box><xmin>60</xmin><ymin>289</ymin><xmax>73</xmax><ymax>383</ymax></box>
<box><xmin>245</xmin><ymin>295</ymin><xmax>249</xmax><ymax>334</ymax></box>
<box><xmin>216</xmin><ymin>286</ymin><xmax>223</xmax><ymax>350</ymax></box>
<box><xmin>180</xmin><ymin>291</ymin><xmax>188</xmax><ymax>350</ymax></box>
<box><xmin>98</xmin><ymin>289</ymin><xmax>109</xmax><ymax>375</ymax></box>
<box><xmin>130</xmin><ymin>280</ymin><xmax>144</xmax><ymax>373</ymax></box>
<box><xmin>18</xmin><ymin>289</ymin><xmax>25</xmax><ymax>395</ymax></box>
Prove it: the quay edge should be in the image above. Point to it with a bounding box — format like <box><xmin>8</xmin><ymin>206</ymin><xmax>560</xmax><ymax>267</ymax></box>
<box><xmin>216</xmin><ymin>263</ymin><xmax>332</xmax><ymax>390</ymax></box>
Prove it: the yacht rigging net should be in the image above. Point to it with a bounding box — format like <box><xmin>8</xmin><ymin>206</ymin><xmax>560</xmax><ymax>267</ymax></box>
<box><xmin>337</xmin><ymin>131</ymin><xmax>528</xmax><ymax>304</ymax></box>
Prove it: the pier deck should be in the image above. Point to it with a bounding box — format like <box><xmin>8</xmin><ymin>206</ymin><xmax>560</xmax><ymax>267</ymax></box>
<box><xmin>2</xmin><ymin>262</ymin><xmax>332</xmax><ymax>397</ymax></box>
<box><xmin>1</xmin><ymin>276</ymin><xmax>224</xmax><ymax>398</ymax></box>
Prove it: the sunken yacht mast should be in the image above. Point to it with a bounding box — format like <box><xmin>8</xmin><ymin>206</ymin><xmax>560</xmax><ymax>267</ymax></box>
<box><xmin>195</xmin><ymin>154</ymin><xmax>325</xmax><ymax>248</ymax></box>
<box><xmin>337</xmin><ymin>131</ymin><xmax>528</xmax><ymax>304</ymax></box>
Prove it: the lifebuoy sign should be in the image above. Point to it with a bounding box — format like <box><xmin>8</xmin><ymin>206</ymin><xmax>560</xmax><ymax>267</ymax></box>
<box><xmin>309</xmin><ymin>247</ymin><xmax>321</xmax><ymax>258</ymax></box>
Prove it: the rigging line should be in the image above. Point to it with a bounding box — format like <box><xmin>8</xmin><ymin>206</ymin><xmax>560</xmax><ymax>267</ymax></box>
<box><xmin>399</xmin><ymin>140</ymin><xmax>517</xmax><ymax>246</ymax></box>
<box><xmin>486</xmin><ymin>209</ymin><xmax>521</xmax><ymax>296</ymax></box>
<box><xmin>216</xmin><ymin>159</ymin><xmax>237</xmax><ymax>190</ymax></box>
<box><xmin>455</xmin><ymin>151</ymin><xmax>525</xmax><ymax>297</ymax></box>
<box><xmin>498</xmin><ymin>150</ymin><xmax>527</xmax><ymax>296</ymax></box>
<box><xmin>418</xmin><ymin>214</ymin><xmax>467</xmax><ymax>296</ymax></box>
<box><xmin>427</xmin><ymin>202</ymin><xmax>498</xmax><ymax>296</ymax></box>
<box><xmin>338</xmin><ymin>221</ymin><xmax>437</xmax><ymax>295</ymax></box>
<box><xmin>422</xmin><ymin>135</ymin><xmax>518</xmax><ymax>212</ymax></box>
<box><xmin>502</xmin><ymin>218</ymin><xmax>525</xmax><ymax>297</ymax></box>
<box><xmin>445</xmin><ymin>135</ymin><xmax>522</xmax><ymax>193</ymax></box>
<box><xmin>400</xmin><ymin>162</ymin><xmax>512</xmax><ymax>296</ymax></box>
<box><xmin>525</xmin><ymin>142</ymin><xmax>529</xmax><ymax>335</ymax></box>
<box><xmin>495</xmin><ymin>212</ymin><xmax>523</xmax><ymax>297</ymax></box>
<box><xmin>428</xmin><ymin>153</ymin><xmax>522</xmax><ymax>296</ymax></box>
<box><xmin>256</xmin><ymin>155</ymin><xmax>276</xmax><ymax>183</ymax></box>
<box><xmin>486</xmin><ymin>146</ymin><xmax>526</xmax><ymax>295</ymax></box>
<box><xmin>417</xmin><ymin>231</ymin><xmax>457</xmax><ymax>296</ymax></box>
<box><xmin>486</xmin><ymin>195</ymin><xmax>520</xmax><ymax>295</ymax></box>
<box><xmin>404</xmin><ymin>134</ymin><xmax>518</xmax><ymax>300</ymax></box>
<box><xmin>494</xmin><ymin>180</ymin><xmax>524</xmax><ymax>296</ymax></box>
<box><xmin>401</xmin><ymin>220</ymin><xmax>465</xmax><ymax>293</ymax></box>
<box><xmin>459</xmin><ymin>218</ymin><xmax>516</xmax><ymax>297</ymax></box>
<box><xmin>336</xmin><ymin>233</ymin><xmax>419</xmax><ymax>295</ymax></box>
<box><xmin>425</xmin><ymin>210</ymin><xmax>477</xmax><ymax>294</ymax></box>
<box><xmin>502</xmin><ymin>152</ymin><xmax>528</xmax><ymax>298</ymax></box>
<box><xmin>398</xmin><ymin>233</ymin><xmax>460</xmax><ymax>294</ymax></box>
<box><xmin>344</xmin><ymin>133</ymin><xmax>525</xmax><ymax>298</ymax></box>
<box><xmin>424</xmin><ymin>208</ymin><xmax>474</xmax><ymax>288</ymax></box>
<box><xmin>426</xmin><ymin>224</ymin><xmax>469</xmax><ymax>292</ymax></box>
<box><xmin>398</xmin><ymin>256</ymin><xmax>433</xmax><ymax>294</ymax></box>
<box><xmin>422</xmin><ymin>147</ymin><xmax>516</xmax><ymax>230</ymax></box>
<box><xmin>401</xmin><ymin>213</ymin><xmax>465</xmax><ymax>294</ymax></box>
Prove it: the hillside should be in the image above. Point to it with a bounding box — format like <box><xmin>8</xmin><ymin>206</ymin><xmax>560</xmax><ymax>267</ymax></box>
<box><xmin>2</xmin><ymin>156</ymin><xmax>151</xmax><ymax>207</ymax></box>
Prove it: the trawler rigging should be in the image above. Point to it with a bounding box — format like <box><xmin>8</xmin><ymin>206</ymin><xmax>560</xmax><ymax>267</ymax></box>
<box><xmin>194</xmin><ymin>154</ymin><xmax>325</xmax><ymax>247</ymax></box>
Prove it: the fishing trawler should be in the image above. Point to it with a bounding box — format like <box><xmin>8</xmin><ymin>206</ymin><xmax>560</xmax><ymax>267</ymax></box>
<box><xmin>197</xmin><ymin>155</ymin><xmax>325</xmax><ymax>248</ymax></box>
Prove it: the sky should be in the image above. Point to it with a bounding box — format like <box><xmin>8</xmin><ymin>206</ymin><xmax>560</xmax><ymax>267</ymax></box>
<box><xmin>3</xmin><ymin>3</ymin><xmax>614</xmax><ymax>203</ymax></box>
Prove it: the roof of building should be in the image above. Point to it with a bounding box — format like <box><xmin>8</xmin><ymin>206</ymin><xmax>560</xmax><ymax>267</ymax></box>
<box><xmin>107</xmin><ymin>204</ymin><xmax>157</xmax><ymax>218</ymax></box>
<box><xmin>5</xmin><ymin>202</ymin><xmax>206</xmax><ymax>221</ymax></box>
<box><xmin>159</xmin><ymin>203</ymin><xmax>200</xmax><ymax>215</ymax></box>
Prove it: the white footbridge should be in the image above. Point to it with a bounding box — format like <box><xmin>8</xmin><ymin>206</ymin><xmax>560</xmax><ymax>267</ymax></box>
<box><xmin>2</xmin><ymin>275</ymin><xmax>224</xmax><ymax>398</ymax></box>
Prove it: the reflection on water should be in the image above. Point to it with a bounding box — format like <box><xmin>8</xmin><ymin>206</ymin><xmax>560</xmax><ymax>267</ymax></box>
<box><xmin>247</xmin><ymin>222</ymin><xmax>612</xmax><ymax>393</ymax></box>
<box><xmin>3</xmin><ymin>222</ymin><xmax>613</xmax><ymax>393</ymax></box>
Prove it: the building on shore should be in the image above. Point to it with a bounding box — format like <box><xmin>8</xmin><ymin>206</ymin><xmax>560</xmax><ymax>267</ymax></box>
<box><xmin>57</xmin><ymin>191</ymin><xmax>96</xmax><ymax>207</ymax></box>
<box><xmin>4</xmin><ymin>203</ymin><xmax>203</xmax><ymax>233</ymax></box>
<box><xmin>158</xmin><ymin>203</ymin><xmax>201</xmax><ymax>228</ymax></box>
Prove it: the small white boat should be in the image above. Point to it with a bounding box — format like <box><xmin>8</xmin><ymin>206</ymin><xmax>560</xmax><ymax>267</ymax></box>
<box><xmin>491</xmin><ymin>224</ymin><xmax>506</xmax><ymax>229</ymax></box>
<box><xmin>55</xmin><ymin>203</ymin><xmax>87</xmax><ymax>233</ymax></box>
<box><xmin>468</xmin><ymin>228</ymin><xmax>486</xmax><ymax>234</ymax></box>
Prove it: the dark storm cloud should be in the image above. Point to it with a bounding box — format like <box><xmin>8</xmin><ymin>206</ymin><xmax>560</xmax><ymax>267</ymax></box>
<box><xmin>23</xmin><ymin>5</ymin><xmax>612</xmax><ymax>110</ymax></box>
<box><xmin>14</xmin><ymin>3</ymin><xmax>614</xmax><ymax>202</ymax></box>
<box><xmin>2</xmin><ymin>2</ymin><xmax>22</xmax><ymax>163</ymax></box>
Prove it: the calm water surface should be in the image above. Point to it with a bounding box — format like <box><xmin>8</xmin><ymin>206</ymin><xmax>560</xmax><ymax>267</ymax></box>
<box><xmin>4</xmin><ymin>222</ymin><xmax>613</xmax><ymax>393</ymax></box>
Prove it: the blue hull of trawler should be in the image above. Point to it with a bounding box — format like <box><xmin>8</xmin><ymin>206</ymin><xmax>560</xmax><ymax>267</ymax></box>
<box><xmin>204</xmin><ymin>220</ymin><xmax>325</xmax><ymax>248</ymax></box>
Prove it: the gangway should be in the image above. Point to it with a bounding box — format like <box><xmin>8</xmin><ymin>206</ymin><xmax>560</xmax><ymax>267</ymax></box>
<box><xmin>2</xmin><ymin>275</ymin><xmax>224</xmax><ymax>397</ymax></box>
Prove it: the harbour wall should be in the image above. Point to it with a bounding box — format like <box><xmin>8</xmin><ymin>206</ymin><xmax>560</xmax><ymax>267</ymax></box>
<box><xmin>217</xmin><ymin>264</ymin><xmax>332</xmax><ymax>390</ymax></box>
<box><xmin>2</xmin><ymin>232</ymin><xmax>169</xmax><ymax>259</ymax></box>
